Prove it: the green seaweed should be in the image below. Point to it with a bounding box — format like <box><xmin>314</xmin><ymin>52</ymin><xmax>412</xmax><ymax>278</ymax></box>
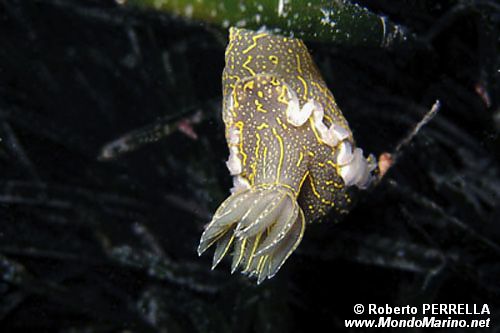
<box><xmin>124</xmin><ymin>0</ymin><xmax>413</xmax><ymax>46</ymax></box>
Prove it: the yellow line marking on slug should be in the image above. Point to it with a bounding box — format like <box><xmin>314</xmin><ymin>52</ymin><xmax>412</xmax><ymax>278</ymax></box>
<box><xmin>297</xmin><ymin>75</ymin><xmax>308</xmax><ymax>99</ymax></box>
<box><xmin>250</xmin><ymin>132</ymin><xmax>261</xmax><ymax>185</ymax></box>
<box><xmin>255</xmin><ymin>99</ymin><xmax>268</xmax><ymax>113</ymax></box>
<box><xmin>295</xmin><ymin>53</ymin><xmax>303</xmax><ymax>74</ymax></box>
<box><xmin>308</xmin><ymin>174</ymin><xmax>334</xmax><ymax>206</ymax></box>
<box><xmin>308</xmin><ymin>118</ymin><xmax>323</xmax><ymax>144</ymax></box>
<box><xmin>280</xmin><ymin>183</ymin><xmax>298</xmax><ymax>196</ymax></box>
<box><xmin>296</xmin><ymin>151</ymin><xmax>304</xmax><ymax>167</ymax></box>
<box><xmin>327</xmin><ymin>160</ymin><xmax>342</xmax><ymax>176</ymax></box>
<box><xmin>225</xmin><ymin>42</ymin><xmax>235</xmax><ymax>58</ymax></box>
<box><xmin>243</xmin><ymin>80</ymin><xmax>254</xmax><ymax>91</ymax></box>
<box><xmin>242</xmin><ymin>33</ymin><xmax>267</xmax><ymax>54</ymax></box>
<box><xmin>257</xmin><ymin>123</ymin><xmax>269</xmax><ymax>130</ymax></box>
<box><xmin>310</xmin><ymin>80</ymin><xmax>341</xmax><ymax>117</ymax></box>
<box><xmin>231</xmin><ymin>89</ymin><xmax>240</xmax><ymax>118</ymax></box>
<box><xmin>227</xmin><ymin>74</ymin><xmax>240</xmax><ymax>82</ymax></box>
<box><xmin>271</xmin><ymin>127</ymin><xmax>284</xmax><ymax>183</ymax></box>
<box><xmin>263</xmin><ymin>146</ymin><xmax>268</xmax><ymax>179</ymax></box>
<box><xmin>242</xmin><ymin>56</ymin><xmax>256</xmax><ymax>76</ymax></box>
<box><xmin>298</xmin><ymin>170</ymin><xmax>309</xmax><ymax>195</ymax></box>
<box><xmin>324</xmin><ymin>114</ymin><xmax>333</xmax><ymax>124</ymax></box>
<box><xmin>234</xmin><ymin>238</ymin><xmax>247</xmax><ymax>270</ymax></box>
<box><xmin>217</xmin><ymin>233</ymin><xmax>235</xmax><ymax>265</ymax></box>
<box><xmin>244</xmin><ymin>233</ymin><xmax>262</xmax><ymax>271</ymax></box>
<box><xmin>276</xmin><ymin>117</ymin><xmax>287</xmax><ymax>130</ymax></box>
<box><xmin>235</xmin><ymin>121</ymin><xmax>248</xmax><ymax>166</ymax></box>
<box><xmin>256</xmin><ymin>255</ymin><xmax>267</xmax><ymax>274</ymax></box>
<box><xmin>277</xmin><ymin>83</ymin><xmax>289</xmax><ymax>105</ymax></box>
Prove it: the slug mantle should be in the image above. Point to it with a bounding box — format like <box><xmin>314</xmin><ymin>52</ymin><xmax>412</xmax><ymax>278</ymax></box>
<box><xmin>198</xmin><ymin>27</ymin><xmax>376</xmax><ymax>284</ymax></box>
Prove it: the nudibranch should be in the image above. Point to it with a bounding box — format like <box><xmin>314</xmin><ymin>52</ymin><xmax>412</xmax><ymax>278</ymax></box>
<box><xmin>198</xmin><ymin>27</ymin><xmax>376</xmax><ymax>284</ymax></box>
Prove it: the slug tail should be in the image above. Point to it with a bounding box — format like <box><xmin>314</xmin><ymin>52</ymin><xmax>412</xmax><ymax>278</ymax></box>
<box><xmin>198</xmin><ymin>184</ymin><xmax>305</xmax><ymax>283</ymax></box>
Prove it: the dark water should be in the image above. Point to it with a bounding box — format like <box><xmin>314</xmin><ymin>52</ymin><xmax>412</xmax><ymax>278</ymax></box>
<box><xmin>0</xmin><ymin>0</ymin><xmax>499</xmax><ymax>332</ymax></box>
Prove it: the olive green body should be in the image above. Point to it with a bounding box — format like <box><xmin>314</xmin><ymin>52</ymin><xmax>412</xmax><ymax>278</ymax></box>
<box><xmin>223</xmin><ymin>27</ymin><xmax>354</xmax><ymax>220</ymax></box>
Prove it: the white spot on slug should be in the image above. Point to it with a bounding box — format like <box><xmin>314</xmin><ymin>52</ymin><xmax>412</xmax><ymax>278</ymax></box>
<box><xmin>226</xmin><ymin>146</ymin><xmax>242</xmax><ymax>175</ymax></box>
<box><xmin>223</xmin><ymin>93</ymin><xmax>235</xmax><ymax>125</ymax></box>
<box><xmin>329</xmin><ymin>124</ymin><xmax>350</xmax><ymax>141</ymax></box>
<box><xmin>286</xmin><ymin>95</ymin><xmax>314</xmax><ymax>127</ymax></box>
<box><xmin>312</xmin><ymin>106</ymin><xmax>331</xmax><ymax>143</ymax></box>
<box><xmin>310</xmin><ymin>102</ymin><xmax>343</xmax><ymax>147</ymax></box>
<box><xmin>339</xmin><ymin>147</ymin><xmax>375</xmax><ymax>189</ymax></box>
<box><xmin>227</xmin><ymin>126</ymin><xmax>240</xmax><ymax>144</ymax></box>
<box><xmin>336</xmin><ymin>141</ymin><xmax>353</xmax><ymax>166</ymax></box>
<box><xmin>230</xmin><ymin>175</ymin><xmax>251</xmax><ymax>193</ymax></box>
<box><xmin>286</xmin><ymin>96</ymin><xmax>343</xmax><ymax>147</ymax></box>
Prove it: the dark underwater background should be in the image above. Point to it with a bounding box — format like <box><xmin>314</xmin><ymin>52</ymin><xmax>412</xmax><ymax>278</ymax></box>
<box><xmin>0</xmin><ymin>0</ymin><xmax>499</xmax><ymax>332</ymax></box>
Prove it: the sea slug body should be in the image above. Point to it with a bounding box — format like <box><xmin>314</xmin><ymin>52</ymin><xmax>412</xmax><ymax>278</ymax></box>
<box><xmin>198</xmin><ymin>27</ymin><xmax>376</xmax><ymax>284</ymax></box>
